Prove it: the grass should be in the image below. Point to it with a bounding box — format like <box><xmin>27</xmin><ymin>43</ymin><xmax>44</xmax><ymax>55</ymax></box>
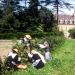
<box><xmin>7</xmin><ymin>39</ymin><xmax>75</xmax><ymax>75</ymax></box>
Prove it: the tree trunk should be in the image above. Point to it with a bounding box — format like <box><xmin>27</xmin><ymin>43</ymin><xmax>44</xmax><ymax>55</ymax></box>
<box><xmin>25</xmin><ymin>0</ymin><xmax>26</xmax><ymax>8</ymax></box>
<box><xmin>56</xmin><ymin>1</ymin><xmax>58</xmax><ymax>25</ymax></box>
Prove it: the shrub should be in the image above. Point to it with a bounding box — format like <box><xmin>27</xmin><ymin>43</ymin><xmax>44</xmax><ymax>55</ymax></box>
<box><xmin>0</xmin><ymin>57</ymin><xmax>18</xmax><ymax>75</ymax></box>
<box><xmin>0</xmin><ymin>32</ymin><xmax>65</xmax><ymax>75</ymax></box>
<box><xmin>0</xmin><ymin>58</ymin><xmax>3</xmax><ymax>75</ymax></box>
<box><xmin>0</xmin><ymin>31</ymin><xmax>65</xmax><ymax>65</ymax></box>
<box><xmin>0</xmin><ymin>31</ymin><xmax>64</xmax><ymax>39</ymax></box>
<box><xmin>12</xmin><ymin>36</ymin><xmax>64</xmax><ymax>64</ymax></box>
<box><xmin>0</xmin><ymin>57</ymin><xmax>10</xmax><ymax>75</ymax></box>
<box><xmin>12</xmin><ymin>42</ymin><xmax>28</xmax><ymax>64</ymax></box>
<box><xmin>68</xmin><ymin>28</ymin><xmax>75</xmax><ymax>39</ymax></box>
<box><xmin>0</xmin><ymin>32</ymin><xmax>25</xmax><ymax>39</ymax></box>
<box><xmin>49</xmin><ymin>36</ymin><xmax>65</xmax><ymax>50</ymax></box>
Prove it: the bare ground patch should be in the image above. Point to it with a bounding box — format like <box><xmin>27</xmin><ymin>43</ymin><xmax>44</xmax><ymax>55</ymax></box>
<box><xmin>0</xmin><ymin>40</ymin><xmax>15</xmax><ymax>59</ymax></box>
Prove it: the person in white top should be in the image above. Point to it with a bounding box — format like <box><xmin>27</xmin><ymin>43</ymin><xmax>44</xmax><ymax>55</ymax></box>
<box><xmin>28</xmin><ymin>50</ymin><xmax>46</xmax><ymax>69</ymax></box>
<box><xmin>7</xmin><ymin>48</ymin><xmax>27</xmax><ymax>69</ymax></box>
<box><xmin>7</xmin><ymin>48</ymin><xmax>21</xmax><ymax>69</ymax></box>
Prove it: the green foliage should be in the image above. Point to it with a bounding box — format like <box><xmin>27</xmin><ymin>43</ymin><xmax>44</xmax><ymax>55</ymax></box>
<box><xmin>1</xmin><ymin>37</ymin><xmax>75</xmax><ymax>75</ymax></box>
<box><xmin>46</xmin><ymin>36</ymin><xmax>65</xmax><ymax>51</ymax></box>
<box><xmin>29</xmin><ymin>0</ymin><xmax>39</xmax><ymax>18</ymax></box>
<box><xmin>39</xmin><ymin>7</ymin><xmax>56</xmax><ymax>32</ymax></box>
<box><xmin>10</xmin><ymin>31</ymin><xmax>64</xmax><ymax>63</ymax></box>
<box><xmin>0</xmin><ymin>32</ymin><xmax>64</xmax><ymax>75</ymax></box>
<box><xmin>0</xmin><ymin>57</ymin><xmax>13</xmax><ymax>75</ymax></box>
<box><xmin>0</xmin><ymin>58</ymin><xmax>3</xmax><ymax>75</ymax></box>
<box><xmin>31</xmin><ymin>31</ymin><xmax>64</xmax><ymax>51</ymax></box>
<box><xmin>0</xmin><ymin>10</ymin><xmax>3</xmax><ymax>18</ymax></box>
<box><xmin>13</xmin><ymin>41</ymin><xmax>28</xmax><ymax>64</ymax></box>
<box><xmin>23</xmin><ymin>34</ymin><xmax>64</xmax><ymax>52</ymax></box>
<box><xmin>0</xmin><ymin>32</ymin><xmax>25</xmax><ymax>39</ymax></box>
<box><xmin>4</xmin><ymin>39</ymin><xmax>75</xmax><ymax>75</ymax></box>
<box><xmin>0</xmin><ymin>30</ymin><xmax>63</xmax><ymax>39</ymax></box>
<box><xmin>68</xmin><ymin>28</ymin><xmax>75</xmax><ymax>38</ymax></box>
<box><xmin>0</xmin><ymin>0</ymin><xmax>57</xmax><ymax>33</ymax></box>
<box><xmin>0</xmin><ymin>0</ymin><xmax>21</xmax><ymax>12</ymax></box>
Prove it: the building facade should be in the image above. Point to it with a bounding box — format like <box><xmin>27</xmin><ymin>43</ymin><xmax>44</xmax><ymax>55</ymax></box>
<box><xmin>58</xmin><ymin>11</ymin><xmax>75</xmax><ymax>38</ymax></box>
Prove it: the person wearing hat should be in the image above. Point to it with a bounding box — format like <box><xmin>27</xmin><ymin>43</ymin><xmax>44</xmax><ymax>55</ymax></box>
<box><xmin>44</xmin><ymin>41</ymin><xmax>51</xmax><ymax>60</ymax></box>
<box><xmin>25</xmin><ymin>35</ymin><xmax>32</xmax><ymax>40</ymax></box>
<box><xmin>6</xmin><ymin>48</ymin><xmax>21</xmax><ymax>69</ymax></box>
<box><xmin>21</xmin><ymin>34</ymin><xmax>32</xmax><ymax>52</ymax></box>
<box><xmin>28</xmin><ymin>50</ymin><xmax>46</xmax><ymax>69</ymax></box>
<box><xmin>7</xmin><ymin>48</ymin><xmax>27</xmax><ymax>70</ymax></box>
<box><xmin>39</xmin><ymin>41</ymin><xmax>52</xmax><ymax>60</ymax></box>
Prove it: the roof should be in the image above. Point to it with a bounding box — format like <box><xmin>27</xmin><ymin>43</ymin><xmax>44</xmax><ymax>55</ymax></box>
<box><xmin>58</xmin><ymin>14</ymin><xmax>74</xmax><ymax>20</ymax></box>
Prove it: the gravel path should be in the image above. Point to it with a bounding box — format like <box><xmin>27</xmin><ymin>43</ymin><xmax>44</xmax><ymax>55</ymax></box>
<box><xmin>0</xmin><ymin>40</ymin><xmax>15</xmax><ymax>60</ymax></box>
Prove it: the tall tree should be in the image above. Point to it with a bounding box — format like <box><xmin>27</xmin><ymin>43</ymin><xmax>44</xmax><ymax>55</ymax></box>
<box><xmin>28</xmin><ymin>0</ymin><xmax>40</xmax><ymax>18</ymax></box>
<box><xmin>0</xmin><ymin>0</ymin><xmax>22</xmax><ymax>13</ymax></box>
<box><xmin>39</xmin><ymin>7</ymin><xmax>55</xmax><ymax>32</ymax></box>
<box><xmin>0</xmin><ymin>0</ymin><xmax>21</xmax><ymax>32</ymax></box>
<box><xmin>41</xmin><ymin>0</ymin><xmax>73</xmax><ymax>25</ymax></box>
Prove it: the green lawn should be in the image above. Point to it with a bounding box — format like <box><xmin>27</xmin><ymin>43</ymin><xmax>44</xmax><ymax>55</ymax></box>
<box><xmin>10</xmin><ymin>39</ymin><xmax>75</xmax><ymax>75</ymax></box>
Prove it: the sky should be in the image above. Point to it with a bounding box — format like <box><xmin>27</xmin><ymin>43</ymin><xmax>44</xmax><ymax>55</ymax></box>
<box><xmin>19</xmin><ymin>0</ymin><xmax>75</xmax><ymax>15</ymax></box>
<box><xmin>46</xmin><ymin>0</ymin><xmax>75</xmax><ymax>15</ymax></box>
<box><xmin>0</xmin><ymin>0</ymin><xmax>75</xmax><ymax>15</ymax></box>
<box><xmin>59</xmin><ymin>0</ymin><xmax>75</xmax><ymax>15</ymax></box>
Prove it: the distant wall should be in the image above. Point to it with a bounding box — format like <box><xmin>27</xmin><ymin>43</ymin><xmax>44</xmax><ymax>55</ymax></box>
<box><xmin>58</xmin><ymin>25</ymin><xmax>75</xmax><ymax>38</ymax></box>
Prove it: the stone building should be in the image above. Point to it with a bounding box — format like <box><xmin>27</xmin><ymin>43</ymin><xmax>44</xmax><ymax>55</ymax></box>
<box><xmin>57</xmin><ymin>11</ymin><xmax>75</xmax><ymax>38</ymax></box>
<box><xmin>58</xmin><ymin>13</ymin><xmax>75</xmax><ymax>25</ymax></box>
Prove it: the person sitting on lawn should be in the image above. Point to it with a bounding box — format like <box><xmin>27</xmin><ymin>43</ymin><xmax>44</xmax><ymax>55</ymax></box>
<box><xmin>20</xmin><ymin>35</ymin><xmax>32</xmax><ymax>51</ymax></box>
<box><xmin>6</xmin><ymin>48</ymin><xmax>27</xmax><ymax>69</ymax></box>
<box><xmin>28</xmin><ymin>49</ymin><xmax>46</xmax><ymax>69</ymax></box>
<box><xmin>39</xmin><ymin>41</ymin><xmax>52</xmax><ymax>60</ymax></box>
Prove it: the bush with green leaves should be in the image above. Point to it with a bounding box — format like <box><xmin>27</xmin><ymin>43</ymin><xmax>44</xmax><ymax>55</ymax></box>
<box><xmin>12</xmin><ymin>33</ymin><xmax>65</xmax><ymax>63</ymax></box>
<box><xmin>12</xmin><ymin>41</ymin><xmax>28</xmax><ymax>64</ymax></box>
<box><xmin>0</xmin><ymin>57</ymin><xmax>14</xmax><ymax>75</ymax></box>
<box><xmin>0</xmin><ymin>31</ymin><xmax>64</xmax><ymax>39</ymax></box>
<box><xmin>33</xmin><ymin>35</ymin><xmax>65</xmax><ymax>52</ymax></box>
<box><xmin>68</xmin><ymin>28</ymin><xmax>75</xmax><ymax>38</ymax></box>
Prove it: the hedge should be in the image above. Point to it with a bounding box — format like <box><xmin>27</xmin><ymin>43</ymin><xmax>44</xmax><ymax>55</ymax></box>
<box><xmin>68</xmin><ymin>28</ymin><xmax>75</xmax><ymax>39</ymax></box>
<box><xmin>0</xmin><ymin>31</ymin><xmax>63</xmax><ymax>39</ymax></box>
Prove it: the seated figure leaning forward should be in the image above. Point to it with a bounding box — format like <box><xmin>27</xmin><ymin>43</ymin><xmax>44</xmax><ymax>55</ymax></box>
<box><xmin>6</xmin><ymin>48</ymin><xmax>27</xmax><ymax>69</ymax></box>
<box><xmin>38</xmin><ymin>41</ymin><xmax>52</xmax><ymax>60</ymax></box>
<box><xmin>28</xmin><ymin>49</ymin><xmax>46</xmax><ymax>69</ymax></box>
<box><xmin>19</xmin><ymin>34</ymin><xmax>32</xmax><ymax>51</ymax></box>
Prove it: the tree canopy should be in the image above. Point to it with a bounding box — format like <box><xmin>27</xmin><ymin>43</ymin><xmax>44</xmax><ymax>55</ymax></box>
<box><xmin>0</xmin><ymin>0</ymin><xmax>72</xmax><ymax>33</ymax></box>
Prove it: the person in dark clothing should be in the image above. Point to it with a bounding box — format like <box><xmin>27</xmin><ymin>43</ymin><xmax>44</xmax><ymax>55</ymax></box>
<box><xmin>7</xmin><ymin>49</ymin><xmax>21</xmax><ymax>69</ymax></box>
<box><xmin>6</xmin><ymin>49</ymin><xmax>27</xmax><ymax>69</ymax></box>
<box><xmin>28</xmin><ymin>50</ymin><xmax>46</xmax><ymax>69</ymax></box>
<box><xmin>32</xmin><ymin>54</ymin><xmax>44</xmax><ymax>69</ymax></box>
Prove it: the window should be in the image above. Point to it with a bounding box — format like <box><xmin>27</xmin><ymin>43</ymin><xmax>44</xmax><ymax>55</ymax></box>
<box><xmin>72</xmin><ymin>20</ymin><xmax>74</xmax><ymax>24</ymax></box>
<box><xmin>70</xmin><ymin>20</ymin><xmax>72</xmax><ymax>24</ymax></box>
<box><xmin>65</xmin><ymin>20</ymin><xmax>67</xmax><ymax>24</ymax></box>
<box><xmin>63</xmin><ymin>20</ymin><xmax>65</xmax><ymax>24</ymax></box>
<box><xmin>67</xmin><ymin>21</ymin><xmax>70</xmax><ymax>24</ymax></box>
<box><xmin>58</xmin><ymin>20</ymin><xmax>60</xmax><ymax>24</ymax></box>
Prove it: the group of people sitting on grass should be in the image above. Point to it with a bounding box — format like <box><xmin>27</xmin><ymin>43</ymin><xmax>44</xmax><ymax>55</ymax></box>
<box><xmin>6</xmin><ymin>35</ymin><xmax>52</xmax><ymax>70</ymax></box>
